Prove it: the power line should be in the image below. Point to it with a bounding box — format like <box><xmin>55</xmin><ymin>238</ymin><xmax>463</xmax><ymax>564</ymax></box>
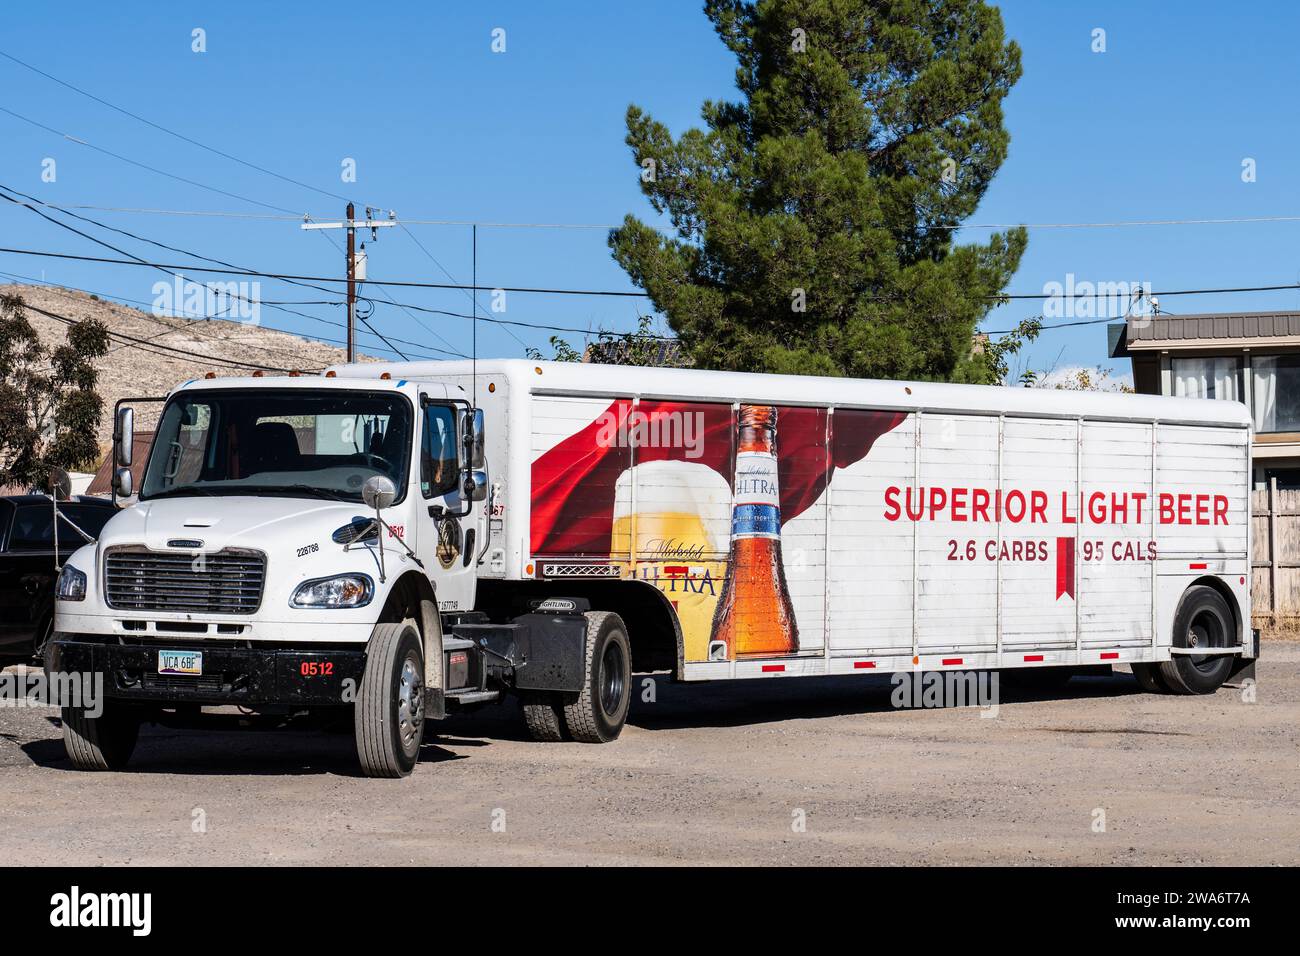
<box><xmin>24</xmin><ymin>301</ymin><xmax>320</xmax><ymax>373</ymax></box>
<box><xmin>0</xmin><ymin>48</ymin><xmax>362</xmax><ymax>208</ymax></box>
<box><xmin>0</xmin><ymin>268</ymin><xmax>457</xmax><ymax>361</ymax></box>
<box><xmin>6</xmin><ymin>243</ymin><xmax>1300</xmax><ymax>309</ymax></box>
<box><xmin>0</xmin><ymin>244</ymin><xmax>652</xmax><ymax>296</ymax></box>
<box><xmin>398</xmin><ymin>221</ymin><xmax>528</xmax><ymax>348</ymax></box>
<box><xmin>0</xmin><ymin>105</ymin><xmax>304</xmax><ymax>216</ymax></box>
<box><xmin>0</xmin><ymin>185</ymin><xmax>453</xmax><ymax>358</ymax></box>
<box><xmin>29</xmin><ymin>201</ymin><xmax>1300</xmax><ymax>233</ymax></box>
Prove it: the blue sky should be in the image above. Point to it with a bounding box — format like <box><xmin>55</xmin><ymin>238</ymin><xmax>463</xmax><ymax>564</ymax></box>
<box><xmin>2</xmin><ymin>0</ymin><xmax>1298</xmax><ymax>379</ymax></box>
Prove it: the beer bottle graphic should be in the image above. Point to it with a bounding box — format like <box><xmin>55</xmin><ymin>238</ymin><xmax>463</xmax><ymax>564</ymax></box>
<box><xmin>710</xmin><ymin>405</ymin><xmax>799</xmax><ymax>658</ymax></box>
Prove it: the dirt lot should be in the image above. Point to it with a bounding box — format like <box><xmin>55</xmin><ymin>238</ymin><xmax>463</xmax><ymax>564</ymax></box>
<box><xmin>1</xmin><ymin>646</ymin><xmax>1296</xmax><ymax>866</ymax></box>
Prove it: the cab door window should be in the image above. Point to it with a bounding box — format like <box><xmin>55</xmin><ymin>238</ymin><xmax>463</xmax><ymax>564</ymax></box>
<box><xmin>421</xmin><ymin>405</ymin><xmax>459</xmax><ymax>498</ymax></box>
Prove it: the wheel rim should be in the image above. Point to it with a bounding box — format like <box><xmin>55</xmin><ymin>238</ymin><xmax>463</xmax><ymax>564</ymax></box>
<box><xmin>599</xmin><ymin>639</ymin><xmax>626</xmax><ymax>718</ymax></box>
<box><xmin>1186</xmin><ymin>609</ymin><xmax>1226</xmax><ymax>673</ymax></box>
<box><xmin>397</xmin><ymin>655</ymin><xmax>424</xmax><ymax>751</ymax></box>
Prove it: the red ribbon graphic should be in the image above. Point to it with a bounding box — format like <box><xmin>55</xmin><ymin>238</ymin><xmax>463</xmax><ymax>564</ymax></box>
<box><xmin>1055</xmin><ymin>536</ymin><xmax>1076</xmax><ymax>600</ymax></box>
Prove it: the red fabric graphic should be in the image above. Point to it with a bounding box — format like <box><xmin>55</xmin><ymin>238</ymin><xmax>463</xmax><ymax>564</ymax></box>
<box><xmin>530</xmin><ymin>399</ymin><xmax>905</xmax><ymax>555</ymax></box>
<box><xmin>1055</xmin><ymin>536</ymin><xmax>1076</xmax><ymax>600</ymax></box>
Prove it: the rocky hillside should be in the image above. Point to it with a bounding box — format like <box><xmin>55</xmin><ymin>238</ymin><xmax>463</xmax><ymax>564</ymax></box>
<box><xmin>3</xmin><ymin>283</ymin><xmax>380</xmax><ymax>446</ymax></box>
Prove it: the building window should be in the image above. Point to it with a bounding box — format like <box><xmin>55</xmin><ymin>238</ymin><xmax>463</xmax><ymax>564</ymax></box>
<box><xmin>1252</xmin><ymin>355</ymin><xmax>1300</xmax><ymax>433</ymax></box>
<box><xmin>1172</xmin><ymin>356</ymin><xmax>1241</xmax><ymax>401</ymax></box>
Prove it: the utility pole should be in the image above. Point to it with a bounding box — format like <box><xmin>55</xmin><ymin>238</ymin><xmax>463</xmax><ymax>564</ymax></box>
<box><xmin>301</xmin><ymin>206</ymin><xmax>396</xmax><ymax>364</ymax></box>
<box><xmin>345</xmin><ymin>201</ymin><xmax>355</xmax><ymax>361</ymax></box>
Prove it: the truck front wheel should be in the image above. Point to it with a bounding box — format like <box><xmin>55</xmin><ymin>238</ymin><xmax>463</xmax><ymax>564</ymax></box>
<box><xmin>355</xmin><ymin>621</ymin><xmax>425</xmax><ymax>777</ymax></box>
<box><xmin>62</xmin><ymin>702</ymin><xmax>140</xmax><ymax>771</ymax></box>
<box><xmin>562</xmin><ymin>611</ymin><xmax>631</xmax><ymax>743</ymax></box>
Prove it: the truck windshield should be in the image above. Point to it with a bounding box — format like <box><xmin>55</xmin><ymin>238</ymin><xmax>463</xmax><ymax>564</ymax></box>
<box><xmin>140</xmin><ymin>389</ymin><xmax>413</xmax><ymax>503</ymax></box>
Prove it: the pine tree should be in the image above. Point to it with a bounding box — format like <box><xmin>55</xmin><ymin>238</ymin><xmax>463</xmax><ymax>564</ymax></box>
<box><xmin>610</xmin><ymin>0</ymin><xmax>1028</xmax><ymax>383</ymax></box>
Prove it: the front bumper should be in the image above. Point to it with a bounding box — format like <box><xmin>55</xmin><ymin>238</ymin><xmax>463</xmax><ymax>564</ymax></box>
<box><xmin>47</xmin><ymin>637</ymin><xmax>366</xmax><ymax>706</ymax></box>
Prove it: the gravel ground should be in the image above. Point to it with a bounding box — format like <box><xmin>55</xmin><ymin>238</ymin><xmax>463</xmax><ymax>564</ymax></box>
<box><xmin>0</xmin><ymin>647</ymin><xmax>1296</xmax><ymax>866</ymax></box>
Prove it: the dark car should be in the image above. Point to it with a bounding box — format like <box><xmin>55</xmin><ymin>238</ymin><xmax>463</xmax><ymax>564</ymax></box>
<box><xmin>0</xmin><ymin>495</ymin><xmax>116</xmax><ymax>664</ymax></box>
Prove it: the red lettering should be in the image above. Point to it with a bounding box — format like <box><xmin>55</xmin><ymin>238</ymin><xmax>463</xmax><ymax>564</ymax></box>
<box><xmin>1087</xmin><ymin>491</ymin><xmax>1107</xmax><ymax>524</ymax></box>
<box><xmin>951</xmin><ymin>487</ymin><xmax>968</xmax><ymax>522</ymax></box>
<box><xmin>1178</xmin><ymin>494</ymin><xmax>1192</xmax><ymax>525</ymax></box>
<box><xmin>1062</xmin><ymin>491</ymin><xmax>1076</xmax><ymax>524</ymax></box>
<box><xmin>929</xmin><ymin>487</ymin><xmax>947</xmax><ymax>520</ymax></box>
<box><xmin>972</xmin><ymin>488</ymin><xmax>991</xmax><ymax>523</ymax></box>
<box><xmin>1195</xmin><ymin>494</ymin><xmax>1209</xmax><ymax>525</ymax></box>
<box><xmin>1005</xmin><ymin>490</ymin><xmax>1026</xmax><ymax>522</ymax></box>
<box><xmin>1159</xmin><ymin>493</ymin><xmax>1175</xmax><ymax>524</ymax></box>
<box><xmin>1110</xmin><ymin>492</ymin><xmax>1129</xmax><ymax>524</ymax></box>
<box><xmin>905</xmin><ymin>486</ymin><xmax>924</xmax><ymax>521</ymax></box>
<box><xmin>884</xmin><ymin>486</ymin><xmax>901</xmax><ymax>521</ymax></box>
<box><xmin>1030</xmin><ymin>490</ymin><xmax>1047</xmax><ymax>524</ymax></box>
<box><xmin>1213</xmin><ymin>495</ymin><xmax>1228</xmax><ymax>525</ymax></box>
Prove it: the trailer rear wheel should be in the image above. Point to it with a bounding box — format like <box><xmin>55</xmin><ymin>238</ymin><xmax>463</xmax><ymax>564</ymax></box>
<box><xmin>1130</xmin><ymin>663</ymin><xmax>1170</xmax><ymax>694</ymax></box>
<box><xmin>520</xmin><ymin>692</ymin><xmax>566</xmax><ymax>742</ymax></box>
<box><xmin>562</xmin><ymin>611</ymin><xmax>631</xmax><ymax>743</ymax></box>
<box><xmin>1158</xmin><ymin>586</ymin><xmax>1235</xmax><ymax>695</ymax></box>
<box><xmin>62</xmin><ymin>702</ymin><xmax>139</xmax><ymax>771</ymax></box>
<box><xmin>355</xmin><ymin>621</ymin><xmax>425</xmax><ymax>777</ymax></box>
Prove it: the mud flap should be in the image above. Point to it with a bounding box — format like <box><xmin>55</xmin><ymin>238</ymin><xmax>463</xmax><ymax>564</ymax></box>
<box><xmin>1228</xmin><ymin>627</ymin><xmax>1260</xmax><ymax>684</ymax></box>
<box><xmin>452</xmin><ymin>613</ymin><xmax>587</xmax><ymax>693</ymax></box>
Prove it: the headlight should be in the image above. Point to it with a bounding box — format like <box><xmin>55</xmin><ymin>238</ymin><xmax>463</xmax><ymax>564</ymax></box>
<box><xmin>290</xmin><ymin>574</ymin><xmax>373</xmax><ymax>609</ymax></box>
<box><xmin>56</xmin><ymin>565</ymin><xmax>87</xmax><ymax>601</ymax></box>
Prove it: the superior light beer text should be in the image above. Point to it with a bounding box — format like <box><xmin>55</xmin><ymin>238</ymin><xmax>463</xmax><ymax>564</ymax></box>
<box><xmin>883</xmin><ymin>487</ymin><xmax>1230</xmax><ymax>526</ymax></box>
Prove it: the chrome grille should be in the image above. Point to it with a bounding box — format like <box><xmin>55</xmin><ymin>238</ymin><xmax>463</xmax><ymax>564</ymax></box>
<box><xmin>104</xmin><ymin>548</ymin><xmax>266</xmax><ymax>614</ymax></box>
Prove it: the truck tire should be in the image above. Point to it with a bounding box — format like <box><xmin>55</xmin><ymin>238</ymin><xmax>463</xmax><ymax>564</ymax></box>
<box><xmin>355</xmin><ymin>621</ymin><xmax>425</xmax><ymax>777</ymax></box>
<box><xmin>1130</xmin><ymin>662</ymin><xmax>1170</xmax><ymax>694</ymax></box>
<box><xmin>62</xmin><ymin>703</ymin><xmax>140</xmax><ymax>771</ymax></box>
<box><xmin>520</xmin><ymin>692</ymin><xmax>566</xmax><ymax>742</ymax></box>
<box><xmin>1158</xmin><ymin>585</ymin><xmax>1236</xmax><ymax>695</ymax></box>
<box><xmin>562</xmin><ymin>611</ymin><xmax>631</xmax><ymax>744</ymax></box>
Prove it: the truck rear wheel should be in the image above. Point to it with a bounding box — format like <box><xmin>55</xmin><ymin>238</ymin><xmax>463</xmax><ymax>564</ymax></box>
<box><xmin>1158</xmin><ymin>585</ymin><xmax>1236</xmax><ymax>695</ymax></box>
<box><xmin>62</xmin><ymin>702</ymin><xmax>140</xmax><ymax>771</ymax></box>
<box><xmin>520</xmin><ymin>692</ymin><xmax>566</xmax><ymax>742</ymax></box>
<box><xmin>355</xmin><ymin>622</ymin><xmax>425</xmax><ymax>777</ymax></box>
<box><xmin>562</xmin><ymin>611</ymin><xmax>631</xmax><ymax>743</ymax></box>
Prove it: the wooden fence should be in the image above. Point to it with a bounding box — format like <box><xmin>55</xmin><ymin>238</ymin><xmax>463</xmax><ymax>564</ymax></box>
<box><xmin>1252</xmin><ymin>479</ymin><xmax>1300</xmax><ymax>625</ymax></box>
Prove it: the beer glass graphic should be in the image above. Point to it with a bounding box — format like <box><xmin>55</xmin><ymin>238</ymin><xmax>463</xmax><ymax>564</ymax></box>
<box><xmin>612</xmin><ymin>460</ymin><xmax>731</xmax><ymax>662</ymax></box>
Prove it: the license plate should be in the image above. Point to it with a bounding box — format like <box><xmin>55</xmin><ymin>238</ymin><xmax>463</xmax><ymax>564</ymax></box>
<box><xmin>158</xmin><ymin>650</ymin><xmax>203</xmax><ymax>676</ymax></box>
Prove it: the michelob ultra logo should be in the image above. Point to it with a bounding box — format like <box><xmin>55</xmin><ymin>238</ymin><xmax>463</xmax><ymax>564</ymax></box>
<box><xmin>732</xmin><ymin>451</ymin><xmax>780</xmax><ymax>538</ymax></box>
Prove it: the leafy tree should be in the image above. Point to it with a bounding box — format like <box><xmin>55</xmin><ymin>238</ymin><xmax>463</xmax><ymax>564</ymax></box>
<box><xmin>609</xmin><ymin>0</ymin><xmax>1028</xmax><ymax>383</ymax></box>
<box><xmin>0</xmin><ymin>292</ymin><xmax>109</xmax><ymax>490</ymax></box>
<box><xmin>1036</xmin><ymin>365</ymin><xmax>1133</xmax><ymax>393</ymax></box>
<box><xmin>525</xmin><ymin>315</ymin><xmax>692</xmax><ymax>367</ymax></box>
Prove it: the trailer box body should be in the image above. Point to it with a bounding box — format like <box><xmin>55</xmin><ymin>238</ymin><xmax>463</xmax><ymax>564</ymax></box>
<box><xmin>338</xmin><ymin>360</ymin><xmax>1254</xmax><ymax>681</ymax></box>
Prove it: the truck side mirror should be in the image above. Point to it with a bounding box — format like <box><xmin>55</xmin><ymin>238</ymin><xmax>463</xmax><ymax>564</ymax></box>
<box><xmin>112</xmin><ymin>467</ymin><xmax>133</xmax><ymax>498</ymax></box>
<box><xmin>463</xmin><ymin>470</ymin><xmax>489</xmax><ymax>503</ymax></box>
<box><xmin>460</xmin><ymin>407</ymin><xmax>485</xmax><ymax>469</ymax></box>
<box><xmin>362</xmin><ymin>474</ymin><xmax>397</xmax><ymax>510</ymax></box>
<box><xmin>48</xmin><ymin>466</ymin><xmax>72</xmax><ymax>501</ymax></box>
<box><xmin>115</xmin><ymin>406</ymin><xmax>135</xmax><ymax>468</ymax></box>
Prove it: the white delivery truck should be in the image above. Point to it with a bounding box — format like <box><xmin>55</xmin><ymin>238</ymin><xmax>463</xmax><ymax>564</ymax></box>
<box><xmin>50</xmin><ymin>360</ymin><xmax>1257</xmax><ymax>775</ymax></box>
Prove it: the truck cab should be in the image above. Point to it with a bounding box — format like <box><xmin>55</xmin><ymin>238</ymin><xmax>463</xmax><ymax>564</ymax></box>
<box><xmin>49</xmin><ymin>372</ymin><xmax>625</xmax><ymax>776</ymax></box>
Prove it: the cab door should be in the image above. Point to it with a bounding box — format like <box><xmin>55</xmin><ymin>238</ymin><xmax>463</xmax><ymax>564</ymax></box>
<box><xmin>416</xmin><ymin>400</ymin><xmax>479</xmax><ymax>614</ymax></box>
